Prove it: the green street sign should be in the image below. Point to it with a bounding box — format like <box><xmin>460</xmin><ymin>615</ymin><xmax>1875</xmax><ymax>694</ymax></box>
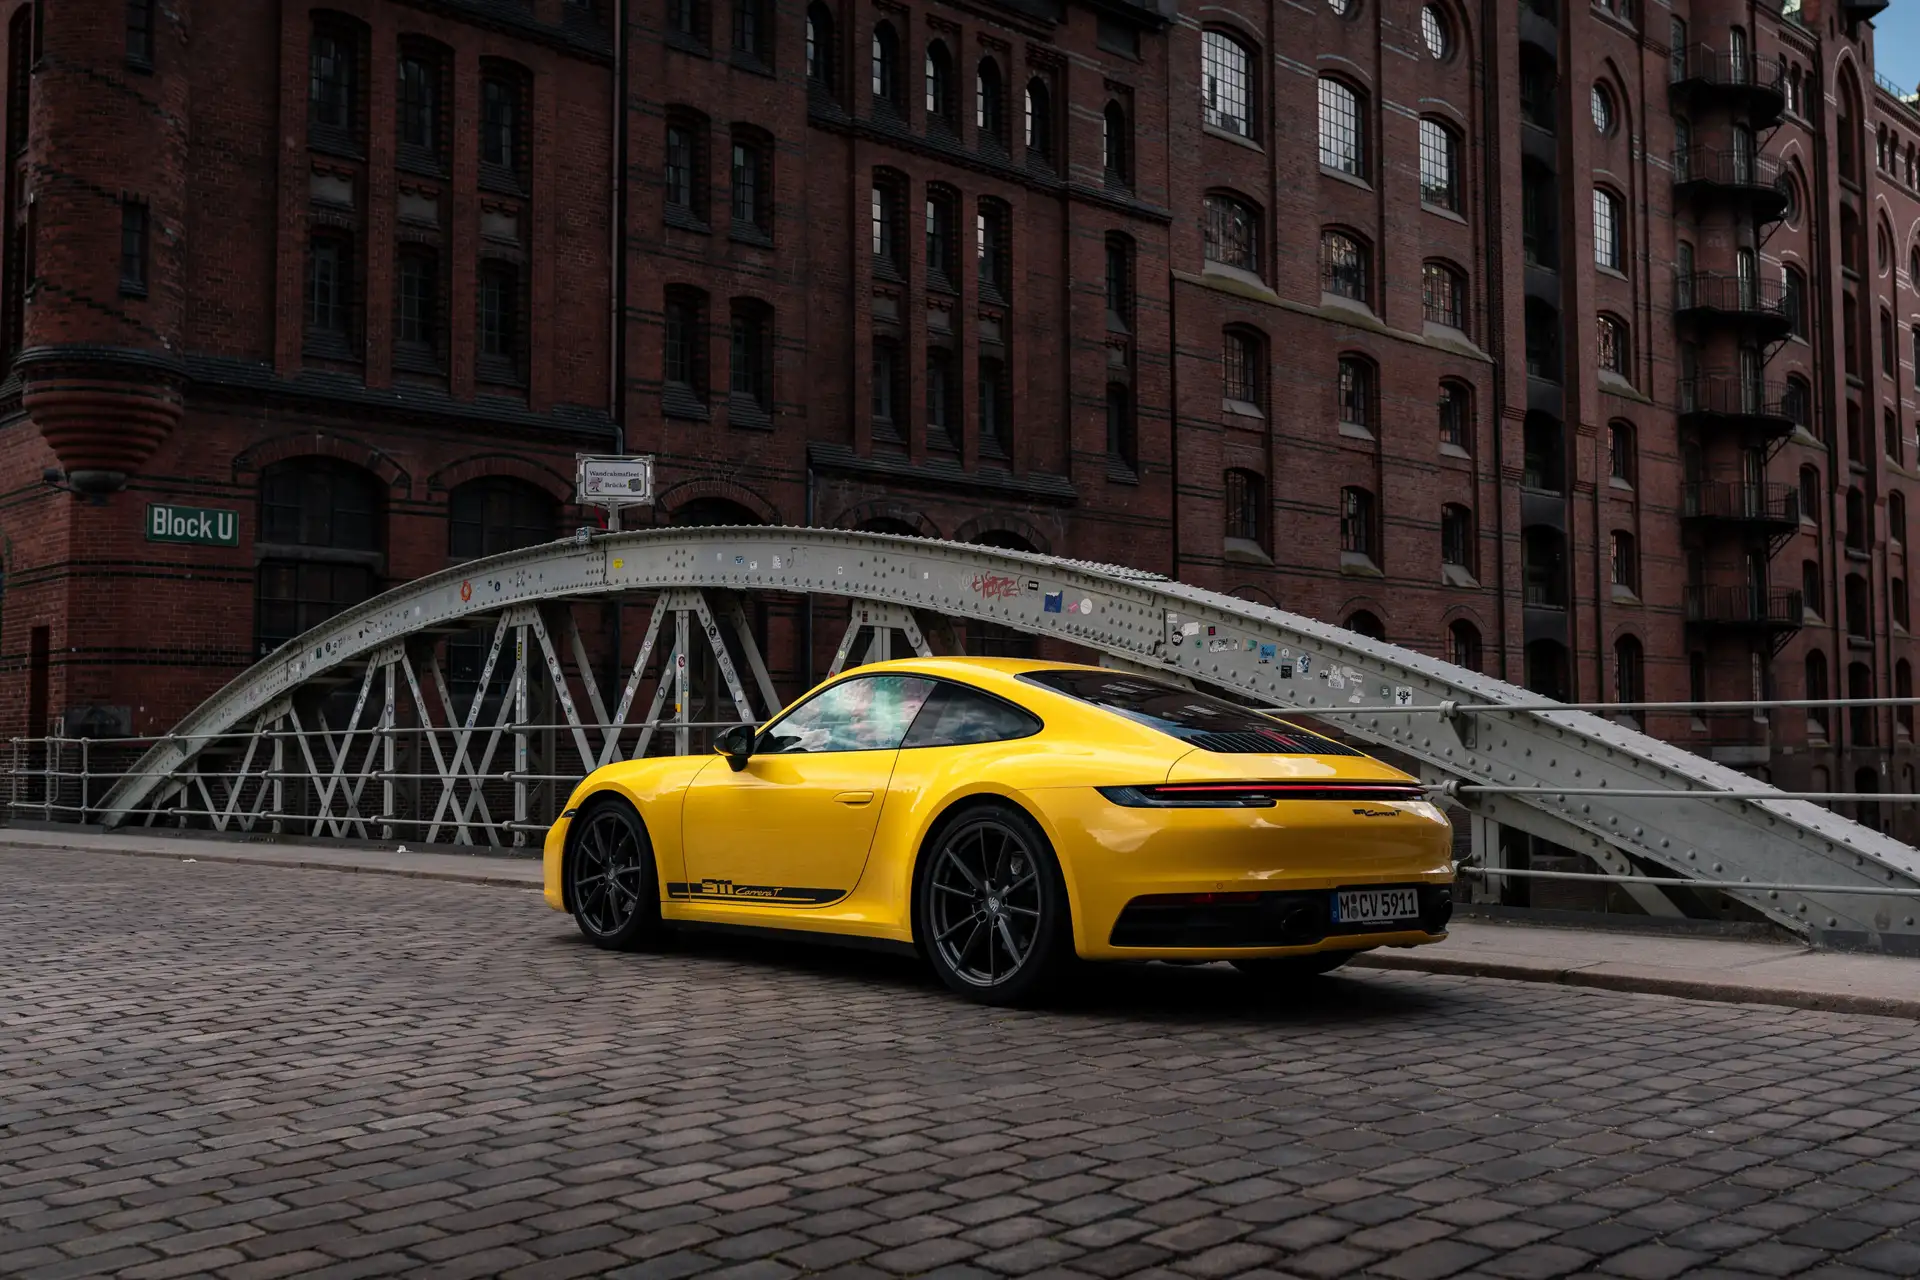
<box><xmin>146</xmin><ymin>503</ymin><xmax>239</xmax><ymax>547</ymax></box>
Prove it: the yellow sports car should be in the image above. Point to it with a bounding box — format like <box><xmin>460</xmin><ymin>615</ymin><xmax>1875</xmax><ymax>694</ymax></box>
<box><xmin>544</xmin><ymin>657</ymin><xmax>1455</xmax><ymax>1004</ymax></box>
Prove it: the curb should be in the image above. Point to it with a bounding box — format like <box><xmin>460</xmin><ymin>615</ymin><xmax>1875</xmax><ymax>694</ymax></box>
<box><xmin>1350</xmin><ymin>950</ymin><xmax>1920</xmax><ymax>1022</ymax></box>
<box><xmin>9</xmin><ymin>839</ymin><xmax>543</xmax><ymax>890</ymax></box>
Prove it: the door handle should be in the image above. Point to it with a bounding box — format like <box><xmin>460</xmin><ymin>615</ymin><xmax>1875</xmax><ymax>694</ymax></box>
<box><xmin>834</xmin><ymin>791</ymin><xmax>875</xmax><ymax>806</ymax></box>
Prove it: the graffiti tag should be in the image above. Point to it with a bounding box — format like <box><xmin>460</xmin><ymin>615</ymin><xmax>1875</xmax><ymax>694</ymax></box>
<box><xmin>970</xmin><ymin>572</ymin><xmax>1022</xmax><ymax>600</ymax></box>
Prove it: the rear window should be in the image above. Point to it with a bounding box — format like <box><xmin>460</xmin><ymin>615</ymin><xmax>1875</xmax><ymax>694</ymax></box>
<box><xmin>1018</xmin><ymin>669</ymin><xmax>1360</xmax><ymax>756</ymax></box>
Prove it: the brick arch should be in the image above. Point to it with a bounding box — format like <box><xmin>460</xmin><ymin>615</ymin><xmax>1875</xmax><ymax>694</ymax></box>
<box><xmin>952</xmin><ymin>512</ymin><xmax>1051</xmax><ymax>555</ymax></box>
<box><xmin>1227</xmin><ymin>583</ymin><xmax>1280</xmax><ymax>608</ymax></box>
<box><xmin>1334</xmin><ymin>593</ymin><xmax>1389</xmax><ymax>625</ymax></box>
<box><xmin>1441</xmin><ymin>603</ymin><xmax>1491</xmax><ymax>633</ymax></box>
<box><xmin>426</xmin><ymin>453</ymin><xmax>574</xmax><ymax>504</ymax></box>
<box><xmin>650</xmin><ymin>475</ymin><xmax>781</xmax><ymax>525</ymax></box>
<box><xmin>833</xmin><ymin>499</ymin><xmax>941</xmax><ymax>539</ymax></box>
<box><xmin>232</xmin><ymin>431</ymin><xmax>411</xmax><ymax>495</ymax></box>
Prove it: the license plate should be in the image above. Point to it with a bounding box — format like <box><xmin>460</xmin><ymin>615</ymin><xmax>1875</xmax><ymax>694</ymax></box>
<box><xmin>1331</xmin><ymin>887</ymin><xmax>1421</xmax><ymax>925</ymax></box>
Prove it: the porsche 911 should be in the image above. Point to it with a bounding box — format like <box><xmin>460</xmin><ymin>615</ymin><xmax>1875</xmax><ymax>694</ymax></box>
<box><xmin>544</xmin><ymin>657</ymin><xmax>1455</xmax><ymax>1004</ymax></box>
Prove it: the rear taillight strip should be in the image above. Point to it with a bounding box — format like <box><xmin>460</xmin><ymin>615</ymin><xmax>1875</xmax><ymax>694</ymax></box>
<box><xmin>1098</xmin><ymin>783</ymin><xmax>1426</xmax><ymax>808</ymax></box>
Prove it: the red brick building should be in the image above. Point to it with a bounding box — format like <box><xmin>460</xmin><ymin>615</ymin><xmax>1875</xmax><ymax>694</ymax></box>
<box><xmin>0</xmin><ymin>0</ymin><xmax>1916</xmax><ymax>822</ymax></box>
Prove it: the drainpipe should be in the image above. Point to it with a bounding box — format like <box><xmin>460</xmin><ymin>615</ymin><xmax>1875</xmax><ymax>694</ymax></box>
<box><xmin>607</xmin><ymin>0</ymin><xmax>629</xmax><ymax>703</ymax></box>
<box><xmin>1481</xmin><ymin>0</ymin><xmax>1510</xmax><ymax>678</ymax></box>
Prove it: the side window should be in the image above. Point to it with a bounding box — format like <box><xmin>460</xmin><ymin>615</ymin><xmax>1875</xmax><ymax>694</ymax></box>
<box><xmin>760</xmin><ymin>676</ymin><xmax>934</xmax><ymax>754</ymax></box>
<box><xmin>901</xmin><ymin>681</ymin><xmax>1043</xmax><ymax>748</ymax></box>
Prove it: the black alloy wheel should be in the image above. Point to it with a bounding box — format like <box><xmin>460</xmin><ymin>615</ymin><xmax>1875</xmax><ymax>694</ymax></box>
<box><xmin>918</xmin><ymin>803</ymin><xmax>1068</xmax><ymax>1005</ymax></box>
<box><xmin>565</xmin><ymin>799</ymin><xmax>661</xmax><ymax>950</ymax></box>
<box><xmin>1231</xmin><ymin>951</ymin><xmax>1357</xmax><ymax>980</ymax></box>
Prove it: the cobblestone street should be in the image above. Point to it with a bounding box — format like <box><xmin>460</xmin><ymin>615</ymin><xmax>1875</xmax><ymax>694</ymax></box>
<box><xmin>3</xmin><ymin>850</ymin><xmax>1920</xmax><ymax>1280</ymax></box>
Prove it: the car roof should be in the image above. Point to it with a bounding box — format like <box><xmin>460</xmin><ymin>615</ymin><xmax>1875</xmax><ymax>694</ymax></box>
<box><xmin>835</xmin><ymin>656</ymin><xmax>1101</xmax><ymax>688</ymax></box>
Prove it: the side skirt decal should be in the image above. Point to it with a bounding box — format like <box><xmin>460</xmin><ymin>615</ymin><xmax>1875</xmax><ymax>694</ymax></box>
<box><xmin>667</xmin><ymin>880</ymin><xmax>845</xmax><ymax>905</ymax></box>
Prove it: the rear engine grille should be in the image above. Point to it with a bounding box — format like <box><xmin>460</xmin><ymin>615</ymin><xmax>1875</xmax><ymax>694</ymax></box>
<box><xmin>1187</xmin><ymin>729</ymin><xmax>1365</xmax><ymax>756</ymax></box>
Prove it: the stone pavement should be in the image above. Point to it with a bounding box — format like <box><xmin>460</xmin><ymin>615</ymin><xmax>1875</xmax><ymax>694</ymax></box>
<box><xmin>5</xmin><ymin>849</ymin><xmax>1920</xmax><ymax>1279</ymax></box>
<box><xmin>5</xmin><ymin>826</ymin><xmax>1919</xmax><ymax>1022</ymax></box>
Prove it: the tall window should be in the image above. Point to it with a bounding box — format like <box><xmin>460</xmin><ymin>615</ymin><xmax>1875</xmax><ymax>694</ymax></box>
<box><xmin>1592</xmin><ymin>187</ymin><xmax>1621</xmax><ymax>269</ymax></box>
<box><xmin>119</xmin><ymin>202</ymin><xmax>148</xmax><ymax>294</ymax></box>
<box><xmin>1448</xmin><ymin>621</ymin><xmax>1481</xmax><ymax>671</ymax></box>
<box><xmin>1806</xmin><ymin>650</ymin><xmax>1830</xmax><ymax>737</ymax></box>
<box><xmin>1800</xmin><ymin>465</ymin><xmax>1820</xmax><ymax>527</ymax></box>
<box><xmin>1418</xmin><ymin>118</ymin><xmax>1458</xmax><ymax>210</ymax></box>
<box><xmin>256</xmin><ymin>459</ymin><xmax>382</xmax><ymax>657</ymax></box>
<box><xmin>1422</xmin><ymin>261</ymin><xmax>1464</xmax><ymax>329</ymax></box>
<box><xmin>976</xmin><ymin>198</ymin><xmax>1009</xmax><ymax>296</ymax></box>
<box><xmin>1610</xmin><ymin>530</ymin><xmax>1638</xmax><ymax>593</ymax></box>
<box><xmin>731</xmin><ymin>0</ymin><xmax>766</xmax><ymax>61</ymax></box>
<box><xmin>1024</xmin><ymin>78</ymin><xmax>1053</xmax><ymax>164</ymax></box>
<box><xmin>663</xmin><ymin>286</ymin><xmax>709</xmax><ymax>405</ymax></box>
<box><xmin>870</xmin><ymin>22</ymin><xmax>901</xmax><ymax>108</ymax></box>
<box><xmin>927</xmin><ymin>188</ymin><xmax>959</xmax><ymax>285</ymax></box>
<box><xmin>1107</xmin><ymin>384</ymin><xmax>1136</xmax><ymax>470</ymax></box>
<box><xmin>1597</xmin><ymin>315</ymin><xmax>1628</xmax><ymax>376</ymax></box>
<box><xmin>976</xmin><ymin>58</ymin><xmax>1005</xmax><ymax>146</ymax></box>
<box><xmin>1104</xmin><ymin>233</ymin><xmax>1133</xmax><ymax>331</ymax></box>
<box><xmin>305</xmin><ymin>233</ymin><xmax>354</xmax><ymax>351</ymax></box>
<box><xmin>449</xmin><ymin>478</ymin><xmax>556</xmax><ymax>560</ymax></box>
<box><xmin>925</xmin><ymin>41</ymin><xmax>954</xmax><ymax>125</ymax></box>
<box><xmin>1785</xmin><ymin>265</ymin><xmax>1807</xmax><ymax>339</ymax></box>
<box><xmin>1201</xmin><ymin>30</ymin><xmax>1252</xmax><ymax>137</ymax></box>
<box><xmin>1439</xmin><ymin>382</ymin><xmax>1469</xmax><ymax>449</ymax></box>
<box><xmin>1441</xmin><ymin>504</ymin><xmax>1473</xmax><ymax>570</ymax></box>
<box><xmin>1225</xmin><ymin>469</ymin><xmax>1264</xmax><ymax>547</ymax></box>
<box><xmin>927</xmin><ymin>350</ymin><xmax>958</xmax><ymax>449</ymax></box>
<box><xmin>1340</xmin><ymin>486</ymin><xmax>1376</xmax><ymax>559</ymax></box>
<box><xmin>480</xmin><ymin>68</ymin><xmax>525</xmax><ymax>180</ymax></box>
<box><xmin>309</xmin><ymin>20</ymin><xmax>359</xmax><ymax>139</ymax></box>
<box><xmin>127</xmin><ymin>0</ymin><xmax>155</xmax><ymax>66</ymax></box>
<box><xmin>1203</xmin><ymin>193</ymin><xmax>1259</xmax><ymax>275</ymax></box>
<box><xmin>1614</xmin><ymin>637</ymin><xmax>1644</xmax><ymax>724</ymax></box>
<box><xmin>1320</xmin><ymin>230</ymin><xmax>1369</xmax><ymax>303</ymax></box>
<box><xmin>1103</xmin><ymin>101</ymin><xmax>1130</xmax><ymax>185</ymax></box>
<box><xmin>979</xmin><ymin>355</ymin><xmax>1009</xmax><ymax>456</ymax></box>
<box><xmin>871</xmin><ymin>338</ymin><xmax>902</xmax><ymax>435</ymax></box>
<box><xmin>396</xmin><ymin>50</ymin><xmax>445</xmax><ymax>162</ymax></box>
<box><xmin>664</xmin><ymin>113</ymin><xmax>707</xmax><ymax>219</ymax></box>
<box><xmin>730</xmin><ymin>299</ymin><xmax>772</xmax><ymax>409</ymax></box>
<box><xmin>668</xmin><ymin>0</ymin><xmax>708</xmax><ymax>43</ymax></box>
<box><xmin>1317</xmin><ymin>78</ymin><xmax>1364</xmax><ymax>177</ymax></box>
<box><xmin>395</xmin><ymin>248</ymin><xmax>438</xmax><ymax>356</ymax></box>
<box><xmin>477</xmin><ymin>260</ymin><xmax>521</xmax><ymax>379</ymax></box>
<box><xmin>871</xmin><ymin>171</ymin><xmax>905</xmax><ymax>271</ymax></box>
<box><xmin>730</xmin><ymin>129</ymin><xmax>770</xmax><ymax>233</ymax></box>
<box><xmin>1337</xmin><ymin>356</ymin><xmax>1373</xmax><ymax>432</ymax></box>
<box><xmin>1889</xmin><ymin>409</ymin><xmax>1904</xmax><ymax>466</ymax></box>
<box><xmin>1804</xmin><ymin>560</ymin><xmax>1823</xmax><ymax>619</ymax></box>
<box><xmin>805</xmin><ymin>4</ymin><xmax>834</xmax><ymax>88</ymax></box>
<box><xmin>1609</xmin><ymin>421</ymin><xmax>1635</xmax><ymax>485</ymax></box>
<box><xmin>1223</xmin><ymin>328</ymin><xmax>1262</xmax><ymax>410</ymax></box>
<box><xmin>1882</xmin><ymin>309</ymin><xmax>1897</xmax><ymax>379</ymax></box>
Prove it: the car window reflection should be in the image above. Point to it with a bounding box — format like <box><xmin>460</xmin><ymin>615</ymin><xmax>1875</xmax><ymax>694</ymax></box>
<box><xmin>759</xmin><ymin>675</ymin><xmax>935</xmax><ymax>754</ymax></box>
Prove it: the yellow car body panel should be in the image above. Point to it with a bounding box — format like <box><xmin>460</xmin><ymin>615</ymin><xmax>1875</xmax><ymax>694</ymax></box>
<box><xmin>544</xmin><ymin>656</ymin><xmax>1455</xmax><ymax>962</ymax></box>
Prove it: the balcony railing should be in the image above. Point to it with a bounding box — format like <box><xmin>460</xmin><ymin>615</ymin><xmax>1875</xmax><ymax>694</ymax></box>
<box><xmin>1674</xmin><ymin>271</ymin><xmax>1787</xmax><ymax>317</ymax></box>
<box><xmin>1677</xmin><ymin>375</ymin><xmax>1800</xmax><ymax>435</ymax></box>
<box><xmin>1673</xmin><ymin>145</ymin><xmax>1783</xmax><ymax>189</ymax></box>
<box><xmin>1681</xmin><ymin>481</ymin><xmax>1799</xmax><ymax>526</ymax></box>
<box><xmin>1685</xmin><ymin>584</ymin><xmax>1802</xmax><ymax>629</ymax></box>
<box><xmin>1670</xmin><ymin>46</ymin><xmax>1786</xmax><ymax>124</ymax></box>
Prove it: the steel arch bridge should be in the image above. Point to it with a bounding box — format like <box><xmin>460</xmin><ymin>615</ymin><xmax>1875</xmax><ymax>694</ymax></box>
<box><xmin>78</xmin><ymin>526</ymin><xmax>1920</xmax><ymax>953</ymax></box>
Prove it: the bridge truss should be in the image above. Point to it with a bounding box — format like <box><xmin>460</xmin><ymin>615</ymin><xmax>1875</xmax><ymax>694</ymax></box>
<box><xmin>29</xmin><ymin>527</ymin><xmax>1920</xmax><ymax>952</ymax></box>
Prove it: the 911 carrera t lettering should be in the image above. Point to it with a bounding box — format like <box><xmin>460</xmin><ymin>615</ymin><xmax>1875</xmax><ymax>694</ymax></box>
<box><xmin>546</xmin><ymin>658</ymin><xmax>1455</xmax><ymax>1006</ymax></box>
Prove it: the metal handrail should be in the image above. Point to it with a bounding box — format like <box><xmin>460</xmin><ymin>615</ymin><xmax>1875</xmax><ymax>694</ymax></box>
<box><xmin>1683</xmin><ymin>584</ymin><xmax>1802</xmax><ymax>626</ymax></box>
<box><xmin>1681</xmin><ymin>480</ymin><xmax>1799</xmax><ymax>523</ymax></box>
<box><xmin>1672</xmin><ymin>145</ymin><xmax>1783</xmax><ymax>190</ymax></box>
<box><xmin>1670</xmin><ymin>44</ymin><xmax>1786</xmax><ymax>94</ymax></box>
<box><xmin>1678</xmin><ymin>374</ymin><xmax>1798</xmax><ymax>423</ymax></box>
<box><xmin>1674</xmin><ymin>271</ymin><xmax>1789</xmax><ymax>318</ymax></box>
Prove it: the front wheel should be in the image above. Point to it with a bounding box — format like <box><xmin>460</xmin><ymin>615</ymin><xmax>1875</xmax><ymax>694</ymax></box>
<box><xmin>1232</xmin><ymin>950</ymin><xmax>1358</xmax><ymax>980</ymax></box>
<box><xmin>565</xmin><ymin>799</ymin><xmax>661</xmax><ymax>950</ymax></box>
<box><xmin>916</xmin><ymin>803</ymin><xmax>1070</xmax><ymax>1006</ymax></box>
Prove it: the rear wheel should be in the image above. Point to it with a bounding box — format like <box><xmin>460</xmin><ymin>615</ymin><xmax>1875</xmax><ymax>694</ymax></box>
<box><xmin>565</xmin><ymin>799</ymin><xmax>661</xmax><ymax>950</ymax></box>
<box><xmin>1232</xmin><ymin>951</ymin><xmax>1357</xmax><ymax>980</ymax></box>
<box><xmin>917</xmin><ymin>802</ymin><xmax>1070</xmax><ymax>1006</ymax></box>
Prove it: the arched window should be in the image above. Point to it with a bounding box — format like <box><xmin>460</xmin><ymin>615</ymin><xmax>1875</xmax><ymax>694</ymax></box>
<box><xmin>1891</xmin><ymin>492</ymin><xmax>1907</xmax><ymax>548</ymax></box>
<box><xmin>1592</xmin><ymin>186</ymin><xmax>1622</xmax><ymax>270</ymax></box>
<box><xmin>926</xmin><ymin>185</ymin><xmax>959</xmax><ymax>284</ymax></box>
<box><xmin>1345</xmin><ymin>611</ymin><xmax>1386</xmax><ymax>641</ymax></box>
<box><xmin>1522</xmin><ymin>526</ymin><xmax>1566</xmax><ymax>607</ymax></box>
<box><xmin>1440</xmin><ymin>503</ymin><xmax>1474</xmax><ymax>572</ymax></box>
<box><xmin>1896</xmin><ymin>577</ymin><xmax>1911</xmax><ymax>632</ymax></box>
<box><xmin>1103</xmin><ymin>100</ymin><xmax>1130</xmax><ymax>185</ymax></box>
<box><xmin>1899</xmin><ymin>660</ymin><xmax>1915</xmax><ymax>740</ymax></box>
<box><xmin>1846</xmin><ymin>572</ymin><xmax>1870</xmax><ymax>637</ymax></box>
<box><xmin>1785</xmin><ymin>374</ymin><xmax>1813</xmax><ymax>434</ymax></box>
<box><xmin>1837</xmin><ymin>67</ymin><xmax>1862</xmax><ymax>183</ymax></box>
<box><xmin>975</xmin><ymin>57</ymin><xmax>1005</xmax><ymax>146</ymax></box>
<box><xmin>1340</xmin><ymin>486</ymin><xmax>1377</xmax><ymax>560</ymax></box>
<box><xmin>1106</xmin><ymin>384</ymin><xmax>1136</xmax><ymax>470</ymax></box>
<box><xmin>1523</xmin><ymin>413</ymin><xmax>1564</xmax><ymax>492</ymax></box>
<box><xmin>1418</xmin><ymin>118</ymin><xmax>1459</xmax><ymax>211</ymax></box>
<box><xmin>396</xmin><ymin>40</ymin><xmax>448</xmax><ymax>162</ymax></box>
<box><xmin>976</xmin><ymin>197</ymin><xmax>1010</xmax><ymax>296</ymax></box>
<box><xmin>1202</xmin><ymin>191</ymin><xmax>1260</xmax><ymax>275</ymax></box>
<box><xmin>1201</xmin><ymin>29</ymin><xmax>1254</xmax><ymax>138</ymax></box>
<box><xmin>978</xmin><ymin>354</ymin><xmax>1010</xmax><ymax>456</ymax></box>
<box><xmin>394</xmin><ymin>247</ymin><xmax>440</xmax><ymax>364</ymax></box>
<box><xmin>729</xmin><ymin>124</ymin><xmax>771</xmax><ymax>233</ymax></box>
<box><xmin>663</xmin><ymin>284</ymin><xmax>709</xmax><ymax>408</ymax></box>
<box><xmin>1609</xmin><ymin>420</ymin><xmax>1635</xmax><ymax>485</ymax></box>
<box><xmin>449</xmin><ymin>477</ymin><xmax>556</xmax><ymax>560</ymax></box>
<box><xmin>1610</xmin><ymin>530</ymin><xmax>1638</xmax><ymax>593</ymax></box>
<box><xmin>728</xmin><ymin>296</ymin><xmax>773</xmax><ymax>411</ymax></box>
<box><xmin>870</xmin><ymin>168</ymin><xmax>905</xmax><ymax>272</ymax></box>
<box><xmin>1784</xmin><ymin>265</ymin><xmax>1808</xmax><ymax>339</ymax></box>
<box><xmin>924</xmin><ymin>40</ymin><xmax>954</xmax><ymax>125</ymax></box>
<box><xmin>1448</xmin><ymin>620</ymin><xmax>1481</xmax><ymax>671</ymax></box>
<box><xmin>1799</xmin><ymin>465</ymin><xmax>1820</xmax><ymax>526</ymax></box>
<box><xmin>806</xmin><ymin>3</ymin><xmax>834</xmax><ymax>88</ymax></box>
<box><xmin>479</xmin><ymin>60</ymin><xmax>529</xmax><ymax>183</ymax></box>
<box><xmin>1222</xmin><ymin>327</ymin><xmax>1264</xmax><ymax>412</ymax></box>
<box><xmin>1847</xmin><ymin>486</ymin><xmax>1868</xmax><ymax>550</ymax></box>
<box><xmin>1598</xmin><ymin>314</ymin><xmax>1629</xmax><ymax>377</ymax></box>
<box><xmin>256</xmin><ymin>458</ymin><xmax>384</xmax><ymax>657</ymax></box>
<box><xmin>1224</xmin><ymin>468</ymin><xmax>1264</xmax><ymax>548</ymax></box>
<box><xmin>1023</xmin><ymin>77</ymin><xmax>1053</xmax><ymax>163</ymax></box>
<box><xmin>1803</xmin><ymin>559</ymin><xmax>1822</xmax><ymax>618</ymax></box>
<box><xmin>1104</xmin><ymin>232</ymin><xmax>1132</xmax><ymax>331</ymax></box>
<box><xmin>731</xmin><ymin>0</ymin><xmax>768</xmax><ymax>62</ymax></box>
<box><xmin>1806</xmin><ymin>650</ymin><xmax>1830</xmax><ymax>737</ymax></box>
<box><xmin>1320</xmin><ymin>229</ymin><xmax>1370</xmax><ymax>303</ymax></box>
<box><xmin>871</xmin><ymin>336</ymin><xmax>902</xmax><ymax>436</ymax></box>
<box><xmin>1614</xmin><ymin>636</ymin><xmax>1644</xmax><ymax>724</ymax></box>
<box><xmin>309</xmin><ymin>14</ymin><xmax>365</xmax><ymax>143</ymax></box>
<box><xmin>663</xmin><ymin>107</ymin><xmax>709</xmax><ymax>221</ymax></box>
<box><xmin>1439</xmin><ymin>381</ymin><xmax>1470</xmax><ymax>450</ymax></box>
<box><xmin>1422</xmin><ymin>260</ymin><xmax>1465</xmax><ymax>329</ymax></box>
<box><xmin>870</xmin><ymin>21</ymin><xmax>901</xmax><ymax>109</ymax></box>
<box><xmin>1887</xmin><ymin>406</ymin><xmax>1903</xmax><ymax>465</ymax></box>
<box><xmin>1317</xmin><ymin>77</ymin><xmax>1365</xmax><ymax>177</ymax></box>
<box><xmin>1337</xmin><ymin>355</ymin><xmax>1375</xmax><ymax>433</ymax></box>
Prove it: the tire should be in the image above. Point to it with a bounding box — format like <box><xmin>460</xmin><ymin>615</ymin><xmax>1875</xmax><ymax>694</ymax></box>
<box><xmin>915</xmin><ymin>801</ymin><xmax>1072</xmax><ymax>1007</ymax></box>
<box><xmin>1231</xmin><ymin>950</ymin><xmax>1357</xmax><ymax>980</ymax></box>
<box><xmin>564</xmin><ymin>798</ymin><xmax>662</xmax><ymax>951</ymax></box>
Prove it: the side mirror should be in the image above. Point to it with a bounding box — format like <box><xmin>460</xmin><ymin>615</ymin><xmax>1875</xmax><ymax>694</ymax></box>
<box><xmin>716</xmin><ymin>724</ymin><xmax>756</xmax><ymax>771</ymax></box>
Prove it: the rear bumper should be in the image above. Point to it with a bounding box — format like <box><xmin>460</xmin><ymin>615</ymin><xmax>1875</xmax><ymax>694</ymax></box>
<box><xmin>1109</xmin><ymin>882</ymin><xmax>1452</xmax><ymax>949</ymax></box>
